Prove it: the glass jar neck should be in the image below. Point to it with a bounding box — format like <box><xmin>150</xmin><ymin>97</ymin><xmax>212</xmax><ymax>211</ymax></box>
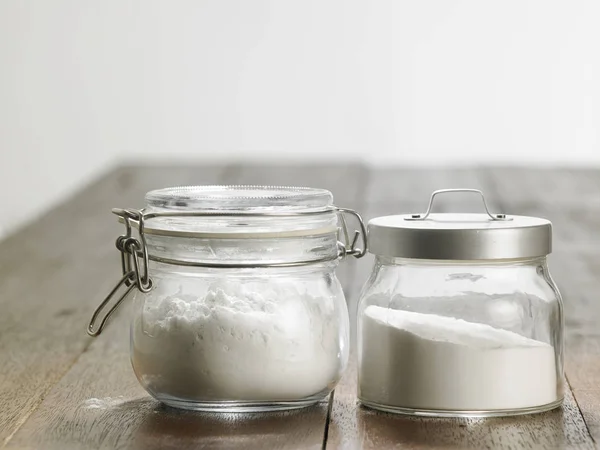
<box><xmin>145</xmin><ymin>232</ymin><xmax>341</xmax><ymax>267</ymax></box>
<box><xmin>366</xmin><ymin>255</ymin><xmax>557</xmax><ymax>301</ymax></box>
<box><xmin>375</xmin><ymin>255</ymin><xmax>548</xmax><ymax>267</ymax></box>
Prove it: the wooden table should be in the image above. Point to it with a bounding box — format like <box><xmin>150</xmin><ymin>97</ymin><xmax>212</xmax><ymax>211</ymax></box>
<box><xmin>1</xmin><ymin>164</ymin><xmax>599</xmax><ymax>450</ymax></box>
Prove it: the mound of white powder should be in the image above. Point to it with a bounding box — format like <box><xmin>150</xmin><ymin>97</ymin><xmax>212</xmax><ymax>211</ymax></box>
<box><xmin>359</xmin><ymin>305</ymin><xmax>558</xmax><ymax>411</ymax></box>
<box><xmin>132</xmin><ymin>280</ymin><xmax>345</xmax><ymax>402</ymax></box>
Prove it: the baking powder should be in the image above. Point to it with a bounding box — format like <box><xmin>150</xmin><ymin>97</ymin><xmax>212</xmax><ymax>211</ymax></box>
<box><xmin>359</xmin><ymin>305</ymin><xmax>557</xmax><ymax>411</ymax></box>
<box><xmin>132</xmin><ymin>280</ymin><xmax>344</xmax><ymax>401</ymax></box>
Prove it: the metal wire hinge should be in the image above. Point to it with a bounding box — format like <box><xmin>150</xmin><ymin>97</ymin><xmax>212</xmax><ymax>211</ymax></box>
<box><xmin>88</xmin><ymin>206</ymin><xmax>367</xmax><ymax>337</ymax></box>
<box><xmin>336</xmin><ymin>208</ymin><xmax>368</xmax><ymax>258</ymax></box>
<box><xmin>87</xmin><ymin>209</ymin><xmax>153</xmax><ymax>337</ymax></box>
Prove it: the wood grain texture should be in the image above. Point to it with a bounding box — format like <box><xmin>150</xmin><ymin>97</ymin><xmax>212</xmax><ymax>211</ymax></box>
<box><xmin>487</xmin><ymin>169</ymin><xmax>600</xmax><ymax>445</ymax></box>
<box><xmin>5</xmin><ymin>304</ymin><xmax>330</xmax><ymax>450</ymax></box>
<box><xmin>2</xmin><ymin>164</ymin><xmax>366</xmax><ymax>450</ymax></box>
<box><xmin>0</xmin><ymin>165</ymin><xmax>229</xmax><ymax>447</ymax></box>
<box><xmin>329</xmin><ymin>370</ymin><xmax>594</xmax><ymax>450</ymax></box>
<box><xmin>1</xmin><ymin>166</ymin><xmax>599</xmax><ymax>450</ymax></box>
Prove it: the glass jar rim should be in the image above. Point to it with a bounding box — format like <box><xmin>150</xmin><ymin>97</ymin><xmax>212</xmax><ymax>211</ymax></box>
<box><xmin>137</xmin><ymin>185</ymin><xmax>339</xmax><ymax>238</ymax></box>
<box><xmin>374</xmin><ymin>255</ymin><xmax>548</xmax><ymax>266</ymax></box>
<box><xmin>146</xmin><ymin>185</ymin><xmax>334</xmax><ymax>210</ymax></box>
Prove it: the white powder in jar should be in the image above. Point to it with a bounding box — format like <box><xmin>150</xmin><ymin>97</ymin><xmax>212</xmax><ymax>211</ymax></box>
<box><xmin>132</xmin><ymin>280</ymin><xmax>345</xmax><ymax>402</ymax></box>
<box><xmin>359</xmin><ymin>305</ymin><xmax>557</xmax><ymax>411</ymax></box>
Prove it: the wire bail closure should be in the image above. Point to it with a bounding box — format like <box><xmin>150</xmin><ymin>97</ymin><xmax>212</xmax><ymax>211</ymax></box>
<box><xmin>87</xmin><ymin>206</ymin><xmax>367</xmax><ymax>337</ymax></box>
<box><xmin>405</xmin><ymin>189</ymin><xmax>511</xmax><ymax>221</ymax></box>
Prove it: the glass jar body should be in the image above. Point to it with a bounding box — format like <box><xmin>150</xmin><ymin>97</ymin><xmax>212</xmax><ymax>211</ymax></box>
<box><xmin>130</xmin><ymin>258</ymin><xmax>349</xmax><ymax>412</ymax></box>
<box><xmin>357</xmin><ymin>256</ymin><xmax>564</xmax><ymax>417</ymax></box>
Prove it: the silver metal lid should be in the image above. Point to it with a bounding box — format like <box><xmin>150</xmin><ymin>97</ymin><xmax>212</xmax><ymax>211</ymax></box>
<box><xmin>368</xmin><ymin>189</ymin><xmax>552</xmax><ymax>260</ymax></box>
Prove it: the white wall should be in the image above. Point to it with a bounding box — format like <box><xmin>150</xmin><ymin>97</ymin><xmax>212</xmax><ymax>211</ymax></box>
<box><xmin>1</xmin><ymin>1</ymin><xmax>599</xmax><ymax>236</ymax></box>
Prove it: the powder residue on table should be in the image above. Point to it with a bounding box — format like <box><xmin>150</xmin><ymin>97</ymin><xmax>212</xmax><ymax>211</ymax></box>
<box><xmin>82</xmin><ymin>396</ymin><xmax>127</xmax><ymax>410</ymax></box>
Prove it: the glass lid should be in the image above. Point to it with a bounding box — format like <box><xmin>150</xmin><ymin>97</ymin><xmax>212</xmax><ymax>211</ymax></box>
<box><xmin>136</xmin><ymin>185</ymin><xmax>339</xmax><ymax>237</ymax></box>
<box><xmin>145</xmin><ymin>185</ymin><xmax>334</xmax><ymax>211</ymax></box>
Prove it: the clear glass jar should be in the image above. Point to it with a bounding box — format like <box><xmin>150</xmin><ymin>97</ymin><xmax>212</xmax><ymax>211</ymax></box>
<box><xmin>357</xmin><ymin>189</ymin><xmax>564</xmax><ymax>417</ymax></box>
<box><xmin>88</xmin><ymin>186</ymin><xmax>366</xmax><ymax>412</ymax></box>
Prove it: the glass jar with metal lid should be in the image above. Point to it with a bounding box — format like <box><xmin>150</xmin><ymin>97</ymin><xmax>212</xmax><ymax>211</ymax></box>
<box><xmin>357</xmin><ymin>189</ymin><xmax>564</xmax><ymax>417</ymax></box>
<box><xmin>87</xmin><ymin>185</ymin><xmax>366</xmax><ymax>412</ymax></box>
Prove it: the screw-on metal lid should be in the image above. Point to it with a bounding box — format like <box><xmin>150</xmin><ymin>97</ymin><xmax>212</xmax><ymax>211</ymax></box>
<box><xmin>367</xmin><ymin>189</ymin><xmax>552</xmax><ymax>260</ymax></box>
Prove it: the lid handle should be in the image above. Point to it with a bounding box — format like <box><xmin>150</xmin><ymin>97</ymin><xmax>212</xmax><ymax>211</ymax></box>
<box><xmin>406</xmin><ymin>189</ymin><xmax>510</xmax><ymax>221</ymax></box>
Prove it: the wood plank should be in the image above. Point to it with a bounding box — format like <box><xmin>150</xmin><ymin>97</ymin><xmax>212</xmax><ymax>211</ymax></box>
<box><xmin>330</xmin><ymin>376</ymin><xmax>593</xmax><ymax>450</ymax></box>
<box><xmin>0</xmin><ymin>165</ymin><xmax>229</xmax><ymax>448</ymax></box>
<box><xmin>487</xmin><ymin>169</ymin><xmax>600</xmax><ymax>445</ymax></box>
<box><xmin>5</xmin><ymin>164</ymin><xmax>368</xmax><ymax>450</ymax></box>
<box><xmin>327</xmin><ymin>168</ymin><xmax>597</xmax><ymax>449</ymax></box>
<box><xmin>4</xmin><ymin>166</ymin><xmax>599</xmax><ymax>449</ymax></box>
<box><xmin>483</xmin><ymin>167</ymin><xmax>600</xmax><ymax>208</ymax></box>
<box><xmin>533</xmin><ymin>247</ymin><xmax>600</xmax><ymax>445</ymax></box>
<box><xmin>572</xmin><ymin>390</ymin><xmax>600</xmax><ymax>444</ymax></box>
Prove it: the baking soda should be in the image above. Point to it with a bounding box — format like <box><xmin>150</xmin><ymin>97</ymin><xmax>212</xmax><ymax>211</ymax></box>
<box><xmin>359</xmin><ymin>305</ymin><xmax>557</xmax><ymax>411</ymax></box>
<box><xmin>132</xmin><ymin>280</ymin><xmax>344</xmax><ymax>402</ymax></box>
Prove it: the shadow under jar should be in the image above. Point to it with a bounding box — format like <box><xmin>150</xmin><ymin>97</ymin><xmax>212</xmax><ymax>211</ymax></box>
<box><xmin>357</xmin><ymin>189</ymin><xmax>564</xmax><ymax>418</ymax></box>
<box><xmin>88</xmin><ymin>186</ymin><xmax>366</xmax><ymax>412</ymax></box>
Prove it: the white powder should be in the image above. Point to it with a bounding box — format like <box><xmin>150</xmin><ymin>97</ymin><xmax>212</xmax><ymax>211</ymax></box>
<box><xmin>359</xmin><ymin>305</ymin><xmax>557</xmax><ymax>411</ymax></box>
<box><xmin>132</xmin><ymin>280</ymin><xmax>345</xmax><ymax>402</ymax></box>
<box><xmin>82</xmin><ymin>396</ymin><xmax>127</xmax><ymax>410</ymax></box>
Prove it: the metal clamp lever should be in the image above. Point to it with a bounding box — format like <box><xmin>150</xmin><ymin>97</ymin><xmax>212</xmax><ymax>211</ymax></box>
<box><xmin>337</xmin><ymin>208</ymin><xmax>368</xmax><ymax>258</ymax></box>
<box><xmin>87</xmin><ymin>209</ymin><xmax>153</xmax><ymax>337</ymax></box>
<box><xmin>87</xmin><ymin>271</ymin><xmax>136</xmax><ymax>337</ymax></box>
<box><xmin>405</xmin><ymin>189</ymin><xmax>510</xmax><ymax>221</ymax></box>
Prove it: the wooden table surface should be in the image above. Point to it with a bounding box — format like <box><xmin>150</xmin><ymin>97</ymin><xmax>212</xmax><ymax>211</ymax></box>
<box><xmin>1</xmin><ymin>164</ymin><xmax>599</xmax><ymax>450</ymax></box>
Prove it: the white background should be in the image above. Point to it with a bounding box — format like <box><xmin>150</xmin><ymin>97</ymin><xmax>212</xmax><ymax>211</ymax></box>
<box><xmin>1</xmin><ymin>1</ymin><xmax>598</xmax><ymax>236</ymax></box>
